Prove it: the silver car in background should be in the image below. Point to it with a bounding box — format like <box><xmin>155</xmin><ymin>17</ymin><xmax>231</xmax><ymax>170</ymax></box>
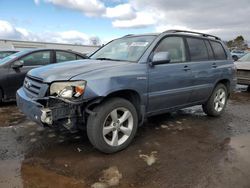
<box><xmin>235</xmin><ymin>53</ymin><xmax>250</xmax><ymax>90</ymax></box>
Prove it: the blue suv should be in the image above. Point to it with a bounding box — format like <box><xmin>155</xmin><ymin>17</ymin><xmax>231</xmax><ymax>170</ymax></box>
<box><xmin>17</xmin><ymin>30</ymin><xmax>237</xmax><ymax>153</ymax></box>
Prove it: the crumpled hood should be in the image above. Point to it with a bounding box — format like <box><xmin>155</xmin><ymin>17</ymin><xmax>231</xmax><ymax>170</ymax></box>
<box><xmin>27</xmin><ymin>59</ymin><xmax>130</xmax><ymax>83</ymax></box>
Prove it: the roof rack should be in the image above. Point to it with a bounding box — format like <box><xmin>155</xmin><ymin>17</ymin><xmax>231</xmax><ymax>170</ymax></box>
<box><xmin>163</xmin><ymin>30</ymin><xmax>221</xmax><ymax>40</ymax></box>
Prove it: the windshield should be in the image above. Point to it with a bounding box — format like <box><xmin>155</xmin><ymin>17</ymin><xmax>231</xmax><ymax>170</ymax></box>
<box><xmin>90</xmin><ymin>35</ymin><xmax>156</xmax><ymax>62</ymax></box>
<box><xmin>239</xmin><ymin>53</ymin><xmax>250</xmax><ymax>62</ymax></box>
<box><xmin>0</xmin><ymin>50</ymin><xmax>31</xmax><ymax>64</ymax></box>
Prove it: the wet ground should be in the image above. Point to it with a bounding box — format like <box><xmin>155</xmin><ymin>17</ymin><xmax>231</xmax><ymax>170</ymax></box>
<box><xmin>0</xmin><ymin>87</ymin><xmax>250</xmax><ymax>188</ymax></box>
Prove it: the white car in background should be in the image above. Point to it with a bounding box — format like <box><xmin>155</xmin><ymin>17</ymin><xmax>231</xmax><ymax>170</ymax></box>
<box><xmin>235</xmin><ymin>53</ymin><xmax>250</xmax><ymax>90</ymax></box>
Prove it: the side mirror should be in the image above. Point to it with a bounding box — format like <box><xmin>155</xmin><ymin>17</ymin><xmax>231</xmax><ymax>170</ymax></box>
<box><xmin>150</xmin><ymin>52</ymin><xmax>171</xmax><ymax>66</ymax></box>
<box><xmin>12</xmin><ymin>60</ymin><xmax>24</xmax><ymax>69</ymax></box>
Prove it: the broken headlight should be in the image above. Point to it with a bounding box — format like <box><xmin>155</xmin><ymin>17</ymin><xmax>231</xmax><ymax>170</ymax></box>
<box><xmin>50</xmin><ymin>81</ymin><xmax>86</xmax><ymax>99</ymax></box>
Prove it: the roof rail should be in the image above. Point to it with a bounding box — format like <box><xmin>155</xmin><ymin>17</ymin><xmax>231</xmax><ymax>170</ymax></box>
<box><xmin>163</xmin><ymin>30</ymin><xmax>221</xmax><ymax>40</ymax></box>
<box><xmin>122</xmin><ymin>34</ymin><xmax>134</xmax><ymax>37</ymax></box>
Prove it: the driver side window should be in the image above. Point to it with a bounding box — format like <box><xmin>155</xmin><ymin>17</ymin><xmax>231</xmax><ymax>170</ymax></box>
<box><xmin>155</xmin><ymin>37</ymin><xmax>186</xmax><ymax>63</ymax></box>
<box><xmin>19</xmin><ymin>51</ymin><xmax>51</xmax><ymax>66</ymax></box>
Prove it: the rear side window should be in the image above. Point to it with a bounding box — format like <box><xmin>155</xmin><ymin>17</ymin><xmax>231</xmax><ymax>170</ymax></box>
<box><xmin>204</xmin><ymin>40</ymin><xmax>214</xmax><ymax>60</ymax></box>
<box><xmin>186</xmin><ymin>38</ymin><xmax>209</xmax><ymax>61</ymax></box>
<box><xmin>56</xmin><ymin>51</ymin><xmax>77</xmax><ymax>63</ymax></box>
<box><xmin>210</xmin><ymin>41</ymin><xmax>227</xmax><ymax>60</ymax></box>
<box><xmin>20</xmin><ymin>51</ymin><xmax>50</xmax><ymax>66</ymax></box>
<box><xmin>155</xmin><ymin>37</ymin><xmax>186</xmax><ymax>63</ymax></box>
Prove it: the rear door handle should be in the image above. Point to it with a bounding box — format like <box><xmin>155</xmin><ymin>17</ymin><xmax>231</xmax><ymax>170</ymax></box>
<box><xmin>212</xmin><ymin>63</ymin><xmax>217</xmax><ymax>68</ymax></box>
<box><xmin>183</xmin><ymin>65</ymin><xmax>191</xmax><ymax>71</ymax></box>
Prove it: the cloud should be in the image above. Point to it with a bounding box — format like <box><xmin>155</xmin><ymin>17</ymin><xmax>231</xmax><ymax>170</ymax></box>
<box><xmin>131</xmin><ymin>0</ymin><xmax>250</xmax><ymax>40</ymax></box>
<box><xmin>34</xmin><ymin>0</ymin><xmax>40</xmax><ymax>5</ymax></box>
<box><xmin>112</xmin><ymin>11</ymin><xmax>156</xmax><ymax>28</ymax></box>
<box><xmin>0</xmin><ymin>20</ymin><xmax>100</xmax><ymax>45</ymax></box>
<box><xmin>0</xmin><ymin>20</ymin><xmax>26</xmax><ymax>40</ymax></box>
<box><xmin>44</xmin><ymin>0</ymin><xmax>106</xmax><ymax>17</ymax></box>
<box><xmin>105</xmin><ymin>4</ymin><xmax>136</xmax><ymax>20</ymax></box>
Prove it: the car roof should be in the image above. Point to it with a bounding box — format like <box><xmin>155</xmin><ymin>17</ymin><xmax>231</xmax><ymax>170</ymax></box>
<box><xmin>18</xmin><ymin>48</ymin><xmax>86</xmax><ymax>56</ymax></box>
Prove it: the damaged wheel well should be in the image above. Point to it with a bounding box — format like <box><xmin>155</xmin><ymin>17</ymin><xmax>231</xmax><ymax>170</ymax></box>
<box><xmin>87</xmin><ymin>90</ymin><xmax>142</xmax><ymax>120</ymax></box>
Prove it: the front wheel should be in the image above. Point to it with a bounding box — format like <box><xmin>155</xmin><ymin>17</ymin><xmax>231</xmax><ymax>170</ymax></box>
<box><xmin>87</xmin><ymin>98</ymin><xmax>138</xmax><ymax>153</ymax></box>
<box><xmin>202</xmin><ymin>84</ymin><xmax>228</xmax><ymax>117</ymax></box>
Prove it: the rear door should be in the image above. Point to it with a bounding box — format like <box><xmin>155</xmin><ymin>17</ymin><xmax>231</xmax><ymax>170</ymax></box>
<box><xmin>148</xmin><ymin>36</ymin><xmax>193</xmax><ymax>113</ymax></box>
<box><xmin>7</xmin><ymin>50</ymin><xmax>51</xmax><ymax>98</ymax></box>
<box><xmin>186</xmin><ymin>38</ymin><xmax>226</xmax><ymax>103</ymax></box>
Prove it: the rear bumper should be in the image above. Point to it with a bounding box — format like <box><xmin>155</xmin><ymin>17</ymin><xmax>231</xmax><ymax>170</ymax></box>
<box><xmin>16</xmin><ymin>88</ymin><xmax>44</xmax><ymax>125</ymax></box>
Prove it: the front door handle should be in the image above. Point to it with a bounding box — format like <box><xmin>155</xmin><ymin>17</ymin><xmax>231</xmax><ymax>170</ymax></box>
<box><xmin>183</xmin><ymin>65</ymin><xmax>191</xmax><ymax>71</ymax></box>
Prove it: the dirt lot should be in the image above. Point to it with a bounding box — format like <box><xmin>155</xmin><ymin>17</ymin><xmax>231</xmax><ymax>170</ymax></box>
<box><xmin>0</xmin><ymin>87</ymin><xmax>250</xmax><ymax>188</ymax></box>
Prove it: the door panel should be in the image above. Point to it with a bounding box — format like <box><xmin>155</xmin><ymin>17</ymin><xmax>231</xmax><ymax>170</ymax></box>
<box><xmin>148</xmin><ymin>63</ymin><xmax>193</xmax><ymax>112</ymax></box>
<box><xmin>186</xmin><ymin>38</ymin><xmax>224</xmax><ymax>103</ymax></box>
<box><xmin>147</xmin><ymin>36</ymin><xmax>193</xmax><ymax>113</ymax></box>
<box><xmin>6</xmin><ymin>51</ymin><xmax>51</xmax><ymax>99</ymax></box>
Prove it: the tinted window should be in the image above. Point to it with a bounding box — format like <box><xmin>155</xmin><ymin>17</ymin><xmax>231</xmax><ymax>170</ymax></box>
<box><xmin>187</xmin><ymin>38</ymin><xmax>209</xmax><ymax>61</ymax></box>
<box><xmin>20</xmin><ymin>51</ymin><xmax>50</xmax><ymax>66</ymax></box>
<box><xmin>210</xmin><ymin>41</ymin><xmax>227</xmax><ymax>60</ymax></box>
<box><xmin>77</xmin><ymin>55</ymin><xmax>84</xmax><ymax>60</ymax></box>
<box><xmin>0</xmin><ymin>51</ymin><xmax>17</xmax><ymax>59</ymax></box>
<box><xmin>204</xmin><ymin>40</ymin><xmax>214</xmax><ymax>60</ymax></box>
<box><xmin>155</xmin><ymin>37</ymin><xmax>186</xmax><ymax>63</ymax></box>
<box><xmin>56</xmin><ymin>51</ymin><xmax>76</xmax><ymax>63</ymax></box>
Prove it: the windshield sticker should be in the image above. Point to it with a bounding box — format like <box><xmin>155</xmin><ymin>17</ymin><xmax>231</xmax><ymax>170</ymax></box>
<box><xmin>130</xmin><ymin>42</ymin><xmax>149</xmax><ymax>47</ymax></box>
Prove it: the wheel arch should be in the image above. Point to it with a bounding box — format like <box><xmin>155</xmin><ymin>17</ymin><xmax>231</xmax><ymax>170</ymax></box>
<box><xmin>87</xmin><ymin>89</ymin><xmax>144</xmax><ymax>122</ymax></box>
<box><xmin>215</xmin><ymin>79</ymin><xmax>231</xmax><ymax>96</ymax></box>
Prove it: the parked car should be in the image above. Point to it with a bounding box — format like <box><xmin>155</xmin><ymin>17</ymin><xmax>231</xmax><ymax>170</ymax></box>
<box><xmin>231</xmin><ymin>50</ymin><xmax>247</xmax><ymax>61</ymax></box>
<box><xmin>17</xmin><ymin>30</ymin><xmax>236</xmax><ymax>153</ymax></box>
<box><xmin>0</xmin><ymin>50</ymin><xmax>19</xmax><ymax>59</ymax></box>
<box><xmin>235</xmin><ymin>53</ymin><xmax>250</xmax><ymax>89</ymax></box>
<box><xmin>0</xmin><ymin>49</ymin><xmax>86</xmax><ymax>102</ymax></box>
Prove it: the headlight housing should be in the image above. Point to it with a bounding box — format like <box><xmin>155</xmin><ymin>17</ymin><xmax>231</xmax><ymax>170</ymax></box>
<box><xmin>50</xmin><ymin>81</ymin><xmax>87</xmax><ymax>99</ymax></box>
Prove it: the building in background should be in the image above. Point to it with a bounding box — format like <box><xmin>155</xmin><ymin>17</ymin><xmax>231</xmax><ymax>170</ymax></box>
<box><xmin>0</xmin><ymin>39</ymin><xmax>100</xmax><ymax>55</ymax></box>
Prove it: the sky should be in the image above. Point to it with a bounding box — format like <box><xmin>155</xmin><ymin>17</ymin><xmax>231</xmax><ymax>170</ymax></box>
<box><xmin>0</xmin><ymin>0</ymin><xmax>249</xmax><ymax>45</ymax></box>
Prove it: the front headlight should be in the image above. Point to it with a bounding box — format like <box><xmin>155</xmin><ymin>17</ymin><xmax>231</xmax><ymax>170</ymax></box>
<box><xmin>50</xmin><ymin>81</ymin><xmax>87</xmax><ymax>99</ymax></box>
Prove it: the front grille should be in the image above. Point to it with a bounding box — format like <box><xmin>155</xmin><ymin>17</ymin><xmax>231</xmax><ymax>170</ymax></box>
<box><xmin>24</xmin><ymin>75</ymin><xmax>44</xmax><ymax>97</ymax></box>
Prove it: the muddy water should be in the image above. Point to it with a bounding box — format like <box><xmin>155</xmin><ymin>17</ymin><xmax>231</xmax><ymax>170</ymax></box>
<box><xmin>0</xmin><ymin>89</ymin><xmax>250</xmax><ymax>188</ymax></box>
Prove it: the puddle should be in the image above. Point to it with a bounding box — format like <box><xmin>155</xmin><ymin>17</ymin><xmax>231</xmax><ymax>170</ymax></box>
<box><xmin>0</xmin><ymin>104</ymin><xmax>26</xmax><ymax>127</ymax></box>
<box><xmin>230</xmin><ymin>134</ymin><xmax>250</xmax><ymax>166</ymax></box>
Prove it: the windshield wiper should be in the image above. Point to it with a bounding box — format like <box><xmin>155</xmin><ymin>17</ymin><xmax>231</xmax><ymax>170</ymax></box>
<box><xmin>95</xmin><ymin>57</ymin><xmax>123</xmax><ymax>61</ymax></box>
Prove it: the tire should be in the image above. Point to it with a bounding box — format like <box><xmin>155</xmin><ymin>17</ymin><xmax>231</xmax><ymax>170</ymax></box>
<box><xmin>87</xmin><ymin>98</ymin><xmax>138</xmax><ymax>153</ymax></box>
<box><xmin>202</xmin><ymin>84</ymin><xmax>228</xmax><ymax>117</ymax></box>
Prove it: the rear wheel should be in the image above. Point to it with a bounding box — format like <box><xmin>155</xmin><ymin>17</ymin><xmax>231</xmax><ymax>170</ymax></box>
<box><xmin>247</xmin><ymin>85</ymin><xmax>250</xmax><ymax>92</ymax></box>
<box><xmin>87</xmin><ymin>98</ymin><xmax>138</xmax><ymax>153</ymax></box>
<box><xmin>202</xmin><ymin>84</ymin><xmax>228</xmax><ymax>117</ymax></box>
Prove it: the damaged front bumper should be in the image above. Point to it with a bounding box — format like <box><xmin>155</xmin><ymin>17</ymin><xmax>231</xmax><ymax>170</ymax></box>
<box><xmin>16</xmin><ymin>87</ymin><xmax>85</xmax><ymax>130</ymax></box>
